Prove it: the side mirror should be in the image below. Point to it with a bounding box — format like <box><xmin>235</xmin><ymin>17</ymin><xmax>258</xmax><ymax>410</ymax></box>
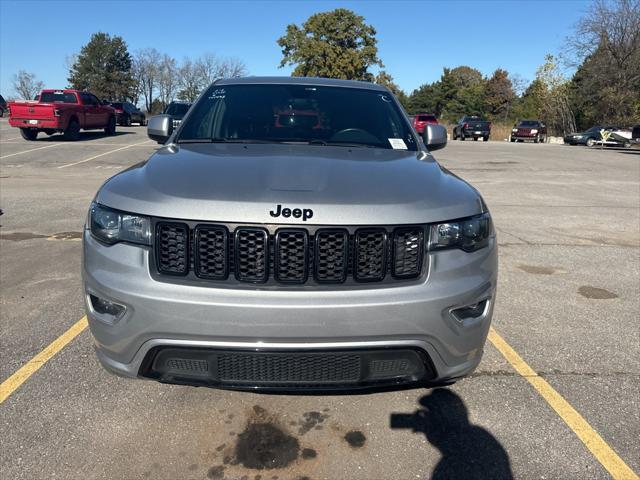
<box><xmin>147</xmin><ymin>115</ymin><xmax>173</xmax><ymax>144</ymax></box>
<box><xmin>422</xmin><ymin>124</ymin><xmax>447</xmax><ymax>151</ymax></box>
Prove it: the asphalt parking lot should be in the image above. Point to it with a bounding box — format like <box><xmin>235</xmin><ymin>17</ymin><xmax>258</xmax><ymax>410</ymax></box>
<box><xmin>0</xmin><ymin>118</ymin><xmax>638</xmax><ymax>480</ymax></box>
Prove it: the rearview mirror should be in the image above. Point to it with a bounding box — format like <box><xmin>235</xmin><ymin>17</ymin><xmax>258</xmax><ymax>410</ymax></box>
<box><xmin>422</xmin><ymin>124</ymin><xmax>447</xmax><ymax>151</ymax></box>
<box><xmin>147</xmin><ymin>115</ymin><xmax>173</xmax><ymax>144</ymax></box>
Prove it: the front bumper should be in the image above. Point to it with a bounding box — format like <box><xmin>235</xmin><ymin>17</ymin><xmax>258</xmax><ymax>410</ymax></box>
<box><xmin>83</xmin><ymin>229</ymin><xmax>497</xmax><ymax>389</ymax></box>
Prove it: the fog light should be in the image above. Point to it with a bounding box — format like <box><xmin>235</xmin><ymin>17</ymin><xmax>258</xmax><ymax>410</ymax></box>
<box><xmin>451</xmin><ymin>299</ymin><xmax>489</xmax><ymax>321</ymax></box>
<box><xmin>89</xmin><ymin>294</ymin><xmax>126</xmax><ymax>319</ymax></box>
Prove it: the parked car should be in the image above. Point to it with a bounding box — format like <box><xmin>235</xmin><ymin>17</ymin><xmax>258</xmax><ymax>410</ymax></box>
<box><xmin>163</xmin><ymin>101</ymin><xmax>192</xmax><ymax>129</ymax></box>
<box><xmin>8</xmin><ymin>89</ymin><xmax>116</xmax><ymax>141</ymax></box>
<box><xmin>412</xmin><ymin>113</ymin><xmax>438</xmax><ymax>134</ymax></box>
<box><xmin>0</xmin><ymin>94</ymin><xmax>7</xmax><ymax>117</ymax></box>
<box><xmin>564</xmin><ymin>126</ymin><xmax>631</xmax><ymax>148</ymax></box>
<box><xmin>510</xmin><ymin>120</ymin><xmax>547</xmax><ymax>143</ymax></box>
<box><xmin>453</xmin><ymin>116</ymin><xmax>491</xmax><ymax>141</ymax></box>
<box><xmin>83</xmin><ymin>77</ymin><xmax>496</xmax><ymax>392</ymax></box>
<box><xmin>110</xmin><ymin>102</ymin><xmax>146</xmax><ymax>126</ymax></box>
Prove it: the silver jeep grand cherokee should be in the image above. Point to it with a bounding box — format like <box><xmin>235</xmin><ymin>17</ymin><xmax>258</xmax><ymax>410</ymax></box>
<box><xmin>83</xmin><ymin>77</ymin><xmax>497</xmax><ymax>392</ymax></box>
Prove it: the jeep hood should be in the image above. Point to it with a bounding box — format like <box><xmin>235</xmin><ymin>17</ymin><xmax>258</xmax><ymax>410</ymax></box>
<box><xmin>96</xmin><ymin>143</ymin><xmax>484</xmax><ymax>225</ymax></box>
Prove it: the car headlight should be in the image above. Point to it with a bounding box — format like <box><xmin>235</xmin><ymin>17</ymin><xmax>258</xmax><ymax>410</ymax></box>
<box><xmin>429</xmin><ymin>212</ymin><xmax>492</xmax><ymax>252</ymax></box>
<box><xmin>530</xmin><ymin>129</ymin><xmax>538</xmax><ymax>134</ymax></box>
<box><xmin>89</xmin><ymin>202</ymin><xmax>151</xmax><ymax>245</ymax></box>
<box><xmin>575</xmin><ymin>135</ymin><xmax>584</xmax><ymax>139</ymax></box>
<box><xmin>511</xmin><ymin>128</ymin><xmax>518</xmax><ymax>132</ymax></box>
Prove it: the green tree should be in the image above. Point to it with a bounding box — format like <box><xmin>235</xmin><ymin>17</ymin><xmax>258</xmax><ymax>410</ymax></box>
<box><xmin>407</xmin><ymin>82</ymin><xmax>442</xmax><ymax>115</ymax></box>
<box><xmin>511</xmin><ymin>78</ymin><xmax>545</xmax><ymax>120</ymax></box>
<box><xmin>438</xmin><ymin>66</ymin><xmax>486</xmax><ymax>121</ymax></box>
<box><xmin>485</xmin><ymin>69</ymin><xmax>515</xmax><ymax>121</ymax></box>
<box><xmin>277</xmin><ymin>8</ymin><xmax>383</xmax><ymax>80</ymax></box>
<box><xmin>68</xmin><ymin>32</ymin><xmax>134</xmax><ymax>101</ymax></box>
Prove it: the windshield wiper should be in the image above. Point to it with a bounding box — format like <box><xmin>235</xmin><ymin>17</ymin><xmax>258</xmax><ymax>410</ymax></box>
<box><xmin>177</xmin><ymin>138</ymin><xmax>213</xmax><ymax>144</ymax></box>
<box><xmin>306</xmin><ymin>140</ymin><xmax>380</xmax><ymax>149</ymax></box>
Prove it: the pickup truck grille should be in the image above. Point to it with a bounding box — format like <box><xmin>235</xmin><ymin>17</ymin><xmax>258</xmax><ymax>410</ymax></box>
<box><xmin>154</xmin><ymin>221</ymin><xmax>425</xmax><ymax>286</ymax></box>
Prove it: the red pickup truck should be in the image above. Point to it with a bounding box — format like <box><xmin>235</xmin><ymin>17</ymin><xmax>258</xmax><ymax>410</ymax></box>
<box><xmin>8</xmin><ymin>89</ymin><xmax>116</xmax><ymax>141</ymax></box>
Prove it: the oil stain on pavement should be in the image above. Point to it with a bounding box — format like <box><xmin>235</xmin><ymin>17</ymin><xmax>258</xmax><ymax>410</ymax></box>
<box><xmin>578</xmin><ymin>285</ymin><xmax>618</xmax><ymax>299</ymax></box>
<box><xmin>207</xmin><ymin>405</ymin><xmax>329</xmax><ymax>479</ymax></box>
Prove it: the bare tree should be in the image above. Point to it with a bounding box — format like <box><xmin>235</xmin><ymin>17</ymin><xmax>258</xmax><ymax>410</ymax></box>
<box><xmin>12</xmin><ymin>70</ymin><xmax>44</xmax><ymax>100</ymax></box>
<box><xmin>536</xmin><ymin>55</ymin><xmax>576</xmax><ymax>135</ymax></box>
<box><xmin>567</xmin><ymin>0</ymin><xmax>640</xmax><ymax>125</ymax></box>
<box><xmin>177</xmin><ymin>58</ymin><xmax>201</xmax><ymax>102</ymax></box>
<box><xmin>195</xmin><ymin>53</ymin><xmax>247</xmax><ymax>90</ymax></box>
<box><xmin>157</xmin><ymin>54</ymin><xmax>179</xmax><ymax>109</ymax></box>
<box><xmin>134</xmin><ymin>48</ymin><xmax>161</xmax><ymax>112</ymax></box>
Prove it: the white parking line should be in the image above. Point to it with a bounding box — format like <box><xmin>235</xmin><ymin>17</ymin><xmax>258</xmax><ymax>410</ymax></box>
<box><xmin>57</xmin><ymin>140</ymin><xmax>153</xmax><ymax>168</ymax></box>
<box><xmin>0</xmin><ymin>143</ymin><xmax>61</xmax><ymax>159</ymax></box>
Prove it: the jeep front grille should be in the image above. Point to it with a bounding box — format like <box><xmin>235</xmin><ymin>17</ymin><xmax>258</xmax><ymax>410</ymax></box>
<box><xmin>154</xmin><ymin>221</ymin><xmax>426</xmax><ymax>286</ymax></box>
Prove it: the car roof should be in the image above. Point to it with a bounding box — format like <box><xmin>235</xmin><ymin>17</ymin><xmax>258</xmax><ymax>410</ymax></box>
<box><xmin>215</xmin><ymin>76</ymin><xmax>388</xmax><ymax>91</ymax></box>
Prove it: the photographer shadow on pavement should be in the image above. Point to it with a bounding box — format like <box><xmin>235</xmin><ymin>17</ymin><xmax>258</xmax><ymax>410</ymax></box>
<box><xmin>390</xmin><ymin>388</ymin><xmax>513</xmax><ymax>479</ymax></box>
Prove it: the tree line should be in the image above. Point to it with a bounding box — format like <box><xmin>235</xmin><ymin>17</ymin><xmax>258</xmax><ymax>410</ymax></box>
<box><xmin>10</xmin><ymin>0</ymin><xmax>638</xmax><ymax>133</ymax></box>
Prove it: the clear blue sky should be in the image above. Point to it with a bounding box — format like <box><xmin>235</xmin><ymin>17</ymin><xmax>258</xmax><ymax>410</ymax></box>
<box><xmin>0</xmin><ymin>0</ymin><xmax>590</xmax><ymax>98</ymax></box>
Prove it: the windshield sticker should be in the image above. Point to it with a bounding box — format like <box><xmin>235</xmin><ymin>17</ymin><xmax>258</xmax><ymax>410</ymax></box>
<box><xmin>378</xmin><ymin>94</ymin><xmax>392</xmax><ymax>103</ymax></box>
<box><xmin>209</xmin><ymin>88</ymin><xmax>226</xmax><ymax>99</ymax></box>
<box><xmin>388</xmin><ymin>138</ymin><xmax>407</xmax><ymax>150</ymax></box>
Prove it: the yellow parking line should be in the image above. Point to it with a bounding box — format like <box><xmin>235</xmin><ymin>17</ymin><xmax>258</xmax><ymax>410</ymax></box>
<box><xmin>488</xmin><ymin>327</ymin><xmax>638</xmax><ymax>480</ymax></box>
<box><xmin>0</xmin><ymin>143</ymin><xmax>60</xmax><ymax>159</ymax></box>
<box><xmin>0</xmin><ymin>316</ymin><xmax>88</xmax><ymax>404</ymax></box>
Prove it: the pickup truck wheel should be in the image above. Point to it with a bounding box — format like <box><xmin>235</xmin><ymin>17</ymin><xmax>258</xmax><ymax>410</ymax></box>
<box><xmin>473</xmin><ymin>137</ymin><xmax>478</xmax><ymax>141</ymax></box>
<box><xmin>460</xmin><ymin>134</ymin><xmax>465</xmax><ymax>141</ymax></box>
<box><xmin>64</xmin><ymin>120</ymin><xmax>80</xmax><ymax>141</ymax></box>
<box><xmin>20</xmin><ymin>128</ymin><xmax>38</xmax><ymax>141</ymax></box>
<box><xmin>483</xmin><ymin>136</ymin><xmax>489</xmax><ymax>142</ymax></box>
<box><xmin>105</xmin><ymin>116</ymin><xmax>116</xmax><ymax>136</ymax></box>
<box><xmin>534</xmin><ymin>136</ymin><xmax>539</xmax><ymax>143</ymax></box>
<box><xmin>125</xmin><ymin>115</ymin><xmax>131</xmax><ymax>127</ymax></box>
<box><xmin>452</xmin><ymin>131</ymin><xmax>457</xmax><ymax>140</ymax></box>
<box><xmin>140</xmin><ymin>116</ymin><xmax>146</xmax><ymax>126</ymax></box>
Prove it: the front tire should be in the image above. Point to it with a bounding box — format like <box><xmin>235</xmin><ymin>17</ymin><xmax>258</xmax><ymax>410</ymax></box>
<box><xmin>473</xmin><ymin>137</ymin><xmax>478</xmax><ymax>141</ymax></box>
<box><xmin>586</xmin><ymin>137</ymin><xmax>595</xmax><ymax>147</ymax></box>
<box><xmin>64</xmin><ymin>119</ymin><xmax>80</xmax><ymax>141</ymax></box>
<box><xmin>483</xmin><ymin>136</ymin><xmax>489</xmax><ymax>142</ymax></box>
<box><xmin>452</xmin><ymin>130</ymin><xmax>458</xmax><ymax>140</ymax></box>
<box><xmin>140</xmin><ymin>115</ymin><xmax>146</xmax><ymax>126</ymax></box>
<box><xmin>104</xmin><ymin>116</ymin><xmax>116</xmax><ymax>136</ymax></box>
<box><xmin>20</xmin><ymin>128</ymin><xmax>38</xmax><ymax>141</ymax></box>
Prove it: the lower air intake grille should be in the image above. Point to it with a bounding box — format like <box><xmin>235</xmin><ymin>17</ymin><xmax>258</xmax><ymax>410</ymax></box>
<box><xmin>216</xmin><ymin>352</ymin><xmax>362</xmax><ymax>383</ymax></box>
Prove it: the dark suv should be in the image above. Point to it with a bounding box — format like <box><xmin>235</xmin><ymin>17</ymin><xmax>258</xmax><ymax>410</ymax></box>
<box><xmin>110</xmin><ymin>102</ymin><xmax>146</xmax><ymax>126</ymax></box>
<box><xmin>453</xmin><ymin>116</ymin><xmax>491</xmax><ymax>141</ymax></box>
<box><xmin>0</xmin><ymin>94</ymin><xmax>7</xmax><ymax>117</ymax></box>
<box><xmin>163</xmin><ymin>101</ymin><xmax>192</xmax><ymax>129</ymax></box>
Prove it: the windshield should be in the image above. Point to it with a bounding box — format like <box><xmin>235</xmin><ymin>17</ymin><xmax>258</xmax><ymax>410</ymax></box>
<box><xmin>517</xmin><ymin>120</ymin><xmax>539</xmax><ymax>127</ymax></box>
<box><xmin>39</xmin><ymin>92</ymin><xmax>77</xmax><ymax>103</ymax></box>
<box><xmin>111</xmin><ymin>102</ymin><xmax>124</xmax><ymax>109</ymax></box>
<box><xmin>417</xmin><ymin>115</ymin><xmax>436</xmax><ymax>122</ymax></box>
<box><xmin>165</xmin><ymin>103</ymin><xmax>191</xmax><ymax>116</ymax></box>
<box><xmin>178</xmin><ymin>84</ymin><xmax>417</xmax><ymax>150</ymax></box>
